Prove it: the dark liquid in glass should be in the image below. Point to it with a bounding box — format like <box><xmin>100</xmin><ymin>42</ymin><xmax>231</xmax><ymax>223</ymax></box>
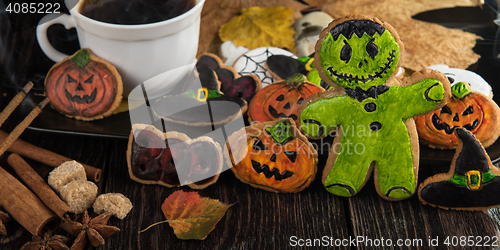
<box><xmin>79</xmin><ymin>0</ymin><xmax>196</xmax><ymax>25</ymax></box>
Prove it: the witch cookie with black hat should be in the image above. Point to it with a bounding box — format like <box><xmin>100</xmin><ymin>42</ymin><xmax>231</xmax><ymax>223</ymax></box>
<box><xmin>153</xmin><ymin>63</ymin><xmax>248</xmax><ymax>126</ymax></box>
<box><xmin>418</xmin><ymin>128</ymin><xmax>500</xmax><ymax>210</ymax></box>
<box><xmin>196</xmin><ymin>53</ymin><xmax>261</xmax><ymax>104</ymax></box>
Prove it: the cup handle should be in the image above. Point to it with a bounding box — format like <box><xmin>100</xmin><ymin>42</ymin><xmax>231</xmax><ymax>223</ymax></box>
<box><xmin>36</xmin><ymin>13</ymin><xmax>77</xmax><ymax>62</ymax></box>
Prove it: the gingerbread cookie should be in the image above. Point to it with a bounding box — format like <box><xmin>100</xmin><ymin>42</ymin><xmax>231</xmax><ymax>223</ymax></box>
<box><xmin>153</xmin><ymin>64</ymin><xmax>247</xmax><ymax>126</ymax></box>
<box><xmin>265</xmin><ymin>53</ymin><xmax>332</xmax><ymax>90</ymax></box>
<box><xmin>298</xmin><ymin>15</ymin><xmax>451</xmax><ymax>200</ymax></box>
<box><xmin>45</xmin><ymin>48</ymin><xmax>123</xmax><ymax>121</ymax></box>
<box><xmin>126</xmin><ymin>124</ymin><xmax>223</xmax><ymax>189</ymax></box>
<box><xmin>248</xmin><ymin>73</ymin><xmax>324</xmax><ymax>124</ymax></box>
<box><xmin>196</xmin><ymin>53</ymin><xmax>261</xmax><ymax>104</ymax></box>
<box><xmin>426</xmin><ymin>64</ymin><xmax>493</xmax><ymax>98</ymax></box>
<box><xmin>232</xmin><ymin>47</ymin><xmax>297</xmax><ymax>87</ymax></box>
<box><xmin>225</xmin><ymin>118</ymin><xmax>318</xmax><ymax>193</ymax></box>
<box><xmin>418</xmin><ymin>128</ymin><xmax>500</xmax><ymax>210</ymax></box>
<box><xmin>265</xmin><ymin>55</ymin><xmax>312</xmax><ymax>82</ymax></box>
<box><xmin>294</xmin><ymin>11</ymin><xmax>334</xmax><ymax>57</ymax></box>
<box><xmin>415</xmin><ymin>82</ymin><xmax>500</xmax><ymax>149</ymax></box>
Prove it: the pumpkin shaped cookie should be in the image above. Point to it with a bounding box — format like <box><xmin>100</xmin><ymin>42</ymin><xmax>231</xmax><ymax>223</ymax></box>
<box><xmin>225</xmin><ymin>118</ymin><xmax>318</xmax><ymax>193</ymax></box>
<box><xmin>126</xmin><ymin>124</ymin><xmax>223</xmax><ymax>189</ymax></box>
<box><xmin>45</xmin><ymin>48</ymin><xmax>123</xmax><ymax>121</ymax></box>
<box><xmin>415</xmin><ymin>82</ymin><xmax>500</xmax><ymax>149</ymax></box>
<box><xmin>248</xmin><ymin>73</ymin><xmax>324</xmax><ymax>123</ymax></box>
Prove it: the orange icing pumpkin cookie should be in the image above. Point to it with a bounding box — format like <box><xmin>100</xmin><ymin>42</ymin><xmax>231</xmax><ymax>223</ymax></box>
<box><xmin>45</xmin><ymin>48</ymin><xmax>123</xmax><ymax>121</ymax></box>
<box><xmin>225</xmin><ymin>118</ymin><xmax>318</xmax><ymax>193</ymax></box>
<box><xmin>248</xmin><ymin>73</ymin><xmax>324</xmax><ymax>124</ymax></box>
<box><xmin>415</xmin><ymin>82</ymin><xmax>500</xmax><ymax>149</ymax></box>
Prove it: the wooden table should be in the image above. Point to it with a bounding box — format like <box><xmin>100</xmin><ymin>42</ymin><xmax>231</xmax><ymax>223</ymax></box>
<box><xmin>1</xmin><ymin>89</ymin><xmax>500</xmax><ymax>250</ymax></box>
<box><xmin>2</xmin><ymin>1</ymin><xmax>500</xmax><ymax>249</ymax></box>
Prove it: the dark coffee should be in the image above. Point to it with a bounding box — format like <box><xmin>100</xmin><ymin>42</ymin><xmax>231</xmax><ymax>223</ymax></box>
<box><xmin>79</xmin><ymin>0</ymin><xmax>196</xmax><ymax>25</ymax></box>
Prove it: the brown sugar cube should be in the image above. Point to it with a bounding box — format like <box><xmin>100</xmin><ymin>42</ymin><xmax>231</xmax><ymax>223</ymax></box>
<box><xmin>48</xmin><ymin>160</ymin><xmax>87</xmax><ymax>193</ymax></box>
<box><xmin>93</xmin><ymin>193</ymin><xmax>133</xmax><ymax>219</ymax></box>
<box><xmin>60</xmin><ymin>180</ymin><xmax>98</xmax><ymax>214</ymax></box>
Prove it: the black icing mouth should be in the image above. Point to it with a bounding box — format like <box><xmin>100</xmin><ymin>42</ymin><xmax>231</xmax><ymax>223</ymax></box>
<box><xmin>431</xmin><ymin>114</ymin><xmax>479</xmax><ymax>134</ymax></box>
<box><xmin>268</xmin><ymin>105</ymin><xmax>298</xmax><ymax>120</ymax></box>
<box><xmin>251</xmin><ymin>160</ymin><xmax>294</xmax><ymax>181</ymax></box>
<box><xmin>327</xmin><ymin>50</ymin><xmax>395</xmax><ymax>83</ymax></box>
<box><xmin>65</xmin><ymin>89</ymin><xmax>97</xmax><ymax>104</ymax></box>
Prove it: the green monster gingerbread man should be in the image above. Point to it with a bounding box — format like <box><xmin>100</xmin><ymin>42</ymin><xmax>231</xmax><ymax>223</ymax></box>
<box><xmin>298</xmin><ymin>15</ymin><xmax>451</xmax><ymax>200</ymax></box>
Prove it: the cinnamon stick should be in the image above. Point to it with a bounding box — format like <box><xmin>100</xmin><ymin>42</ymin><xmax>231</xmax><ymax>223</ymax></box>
<box><xmin>0</xmin><ymin>97</ymin><xmax>50</xmax><ymax>158</ymax></box>
<box><xmin>0</xmin><ymin>209</ymin><xmax>11</xmax><ymax>236</ymax></box>
<box><xmin>7</xmin><ymin>154</ymin><xmax>77</xmax><ymax>222</ymax></box>
<box><xmin>0</xmin><ymin>82</ymin><xmax>33</xmax><ymax>128</ymax></box>
<box><xmin>0</xmin><ymin>130</ymin><xmax>101</xmax><ymax>182</ymax></box>
<box><xmin>0</xmin><ymin>165</ymin><xmax>59</xmax><ymax>236</ymax></box>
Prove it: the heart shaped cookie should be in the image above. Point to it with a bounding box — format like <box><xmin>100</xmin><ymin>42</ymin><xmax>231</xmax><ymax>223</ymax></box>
<box><xmin>126</xmin><ymin>124</ymin><xmax>223</xmax><ymax>189</ymax></box>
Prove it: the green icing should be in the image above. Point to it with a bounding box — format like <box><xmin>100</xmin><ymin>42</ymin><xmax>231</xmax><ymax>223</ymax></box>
<box><xmin>71</xmin><ymin>49</ymin><xmax>92</xmax><ymax>69</ymax></box>
<box><xmin>425</xmin><ymin>79</ymin><xmax>445</xmax><ymax>101</ymax></box>
<box><xmin>451</xmin><ymin>82</ymin><xmax>472</xmax><ymax>99</ymax></box>
<box><xmin>297</xmin><ymin>56</ymin><xmax>311</xmax><ymax>65</ymax></box>
<box><xmin>300</xmin><ymin>80</ymin><xmax>446</xmax><ymax>199</ymax></box>
<box><xmin>183</xmin><ymin>90</ymin><xmax>197</xmax><ymax>99</ymax></box>
<box><xmin>319</xmin><ymin>30</ymin><xmax>400</xmax><ymax>90</ymax></box>
<box><xmin>306</xmin><ymin>69</ymin><xmax>323</xmax><ymax>86</ymax></box>
<box><xmin>266</xmin><ymin>120</ymin><xmax>294</xmax><ymax>145</ymax></box>
<box><xmin>207</xmin><ymin>90</ymin><xmax>223</xmax><ymax>98</ymax></box>
<box><xmin>286</xmin><ymin>73</ymin><xmax>307</xmax><ymax>87</ymax></box>
<box><xmin>448</xmin><ymin>170</ymin><xmax>499</xmax><ymax>187</ymax></box>
<box><xmin>300</xmin><ymin>18</ymin><xmax>447</xmax><ymax>199</ymax></box>
<box><xmin>182</xmin><ymin>89</ymin><xmax>222</xmax><ymax>100</ymax></box>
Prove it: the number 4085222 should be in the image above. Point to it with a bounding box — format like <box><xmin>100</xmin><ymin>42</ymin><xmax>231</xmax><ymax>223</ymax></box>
<box><xmin>5</xmin><ymin>2</ymin><xmax>61</xmax><ymax>14</ymax></box>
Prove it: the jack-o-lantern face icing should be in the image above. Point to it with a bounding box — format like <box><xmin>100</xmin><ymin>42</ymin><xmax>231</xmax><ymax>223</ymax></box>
<box><xmin>415</xmin><ymin>82</ymin><xmax>500</xmax><ymax>149</ymax></box>
<box><xmin>317</xmin><ymin>19</ymin><xmax>401</xmax><ymax>89</ymax></box>
<box><xmin>126</xmin><ymin>124</ymin><xmax>223</xmax><ymax>189</ymax></box>
<box><xmin>45</xmin><ymin>49</ymin><xmax>123</xmax><ymax>121</ymax></box>
<box><xmin>225</xmin><ymin>119</ymin><xmax>318</xmax><ymax>193</ymax></box>
<box><xmin>248</xmin><ymin>73</ymin><xmax>324</xmax><ymax>123</ymax></box>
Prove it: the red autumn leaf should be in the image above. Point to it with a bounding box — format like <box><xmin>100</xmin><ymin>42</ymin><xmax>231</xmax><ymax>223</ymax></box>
<box><xmin>161</xmin><ymin>190</ymin><xmax>232</xmax><ymax>240</ymax></box>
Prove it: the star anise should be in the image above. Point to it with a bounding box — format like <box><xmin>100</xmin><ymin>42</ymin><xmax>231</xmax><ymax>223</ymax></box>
<box><xmin>61</xmin><ymin>210</ymin><xmax>120</xmax><ymax>250</ymax></box>
<box><xmin>20</xmin><ymin>232</ymin><xmax>69</xmax><ymax>250</ymax></box>
<box><xmin>0</xmin><ymin>209</ymin><xmax>11</xmax><ymax>236</ymax></box>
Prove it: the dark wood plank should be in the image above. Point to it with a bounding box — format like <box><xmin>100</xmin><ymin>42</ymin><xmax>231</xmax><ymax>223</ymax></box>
<box><xmin>0</xmin><ymin>128</ymin><xmax>114</xmax><ymax>249</ymax></box>
<box><xmin>348</xmin><ymin>164</ymin><xmax>500</xmax><ymax>250</ymax></box>
<box><xmin>103</xmin><ymin>144</ymin><xmax>350</xmax><ymax>250</ymax></box>
<box><xmin>0</xmin><ymin>123</ymin><xmax>350</xmax><ymax>249</ymax></box>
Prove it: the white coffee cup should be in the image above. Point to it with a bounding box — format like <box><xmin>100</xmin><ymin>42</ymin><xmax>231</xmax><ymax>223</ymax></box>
<box><xmin>36</xmin><ymin>0</ymin><xmax>205</xmax><ymax>96</ymax></box>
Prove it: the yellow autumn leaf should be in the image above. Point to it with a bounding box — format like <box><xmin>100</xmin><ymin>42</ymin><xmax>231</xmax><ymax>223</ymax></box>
<box><xmin>219</xmin><ymin>6</ymin><xmax>296</xmax><ymax>51</ymax></box>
